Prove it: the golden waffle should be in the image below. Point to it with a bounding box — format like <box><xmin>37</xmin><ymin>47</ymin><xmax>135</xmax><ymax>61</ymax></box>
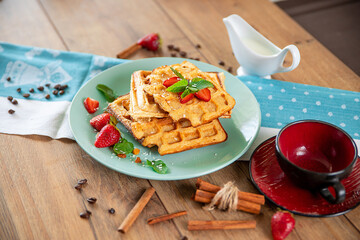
<box><xmin>129</xmin><ymin>70</ymin><xmax>168</xmax><ymax>120</ymax></box>
<box><xmin>107</xmin><ymin>94</ymin><xmax>228</xmax><ymax>155</ymax></box>
<box><xmin>143</xmin><ymin>61</ymin><xmax>236</xmax><ymax>126</ymax></box>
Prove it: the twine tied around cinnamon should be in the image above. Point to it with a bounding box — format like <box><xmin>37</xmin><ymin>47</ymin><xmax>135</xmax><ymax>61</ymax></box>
<box><xmin>205</xmin><ymin>181</ymin><xmax>239</xmax><ymax>211</ymax></box>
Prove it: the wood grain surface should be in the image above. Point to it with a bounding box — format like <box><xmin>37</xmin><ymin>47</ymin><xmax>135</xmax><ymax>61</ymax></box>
<box><xmin>0</xmin><ymin>0</ymin><xmax>359</xmax><ymax>239</ymax></box>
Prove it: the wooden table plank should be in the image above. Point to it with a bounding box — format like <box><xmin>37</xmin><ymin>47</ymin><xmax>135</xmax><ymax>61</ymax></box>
<box><xmin>0</xmin><ymin>0</ymin><xmax>359</xmax><ymax>239</ymax></box>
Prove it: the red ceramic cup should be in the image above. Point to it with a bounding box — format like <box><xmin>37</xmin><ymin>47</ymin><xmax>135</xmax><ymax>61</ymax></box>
<box><xmin>275</xmin><ymin>120</ymin><xmax>358</xmax><ymax>204</ymax></box>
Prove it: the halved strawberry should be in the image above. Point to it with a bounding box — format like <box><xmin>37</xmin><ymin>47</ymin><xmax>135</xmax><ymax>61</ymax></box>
<box><xmin>271</xmin><ymin>210</ymin><xmax>295</xmax><ymax>240</ymax></box>
<box><xmin>179</xmin><ymin>92</ymin><xmax>194</xmax><ymax>104</ymax></box>
<box><xmin>84</xmin><ymin>97</ymin><xmax>99</xmax><ymax>114</ymax></box>
<box><xmin>163</xmin><ymin>77</ymin><xmax>181</xmax><ymax>87</ymax></box>
<box><xmin>195</xmin><ymin>88</ymin><xmax>211</xmax><ymax>102</ymax></box>
<box><xmin>94</xmin><ymin>124</ymin><xmax>120</xmax><ymax>148</ymax></box>
<box><xmin>137</xmin><ymin>33</ymin><xmax>161</xmax><ymax>51</ymax></box>
<box><xmin>90</xmin><ymin>113</ymin><xmax>112</xmax><ymax>131</ymax></box>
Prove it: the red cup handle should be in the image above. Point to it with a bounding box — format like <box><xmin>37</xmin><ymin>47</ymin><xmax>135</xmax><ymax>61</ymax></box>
<box><xmin>319</xmin><ymin>181</ymin><xmax>346</xmax><ymax>204</ymax></box>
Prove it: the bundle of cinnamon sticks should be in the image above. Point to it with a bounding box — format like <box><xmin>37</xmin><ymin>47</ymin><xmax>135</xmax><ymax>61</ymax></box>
<box><xmin>193</xmin><ymin>178</ymin><xmax>265</xmax><ymax>214</ymax></box>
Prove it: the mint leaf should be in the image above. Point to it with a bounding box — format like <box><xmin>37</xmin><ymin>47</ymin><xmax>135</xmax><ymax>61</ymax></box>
<box><xmin>181</xmin><ymin>88</ymin><xmax>192</xmax><ymax>99</ymax></box>
<box><xmin>170</xmin><ymin>67</ymin><xmax>186</xmax><ymax>80</ymax></box>
<box><xmin>146</xmin><ymin>160</ymin><xmax>168</xmax><ymax>174</ymax></box>
<box><xmin>189</xmin><ymin>79</ymin><xmax>214</xmax><ymax>90</ymax></box>
<box><xmin>96</xmin><ymin>84</ymin><xmax>116</xmax><ymax>102</ymax></box>
<box><xmin>113</xmin><ymin>138</ymin><xmax>134</xmax><ymax>155</ymax></box>
<box><xmin>166</xmin><ymin>79</ymin><xmax>188</xmax><ymax>93</ymax></box>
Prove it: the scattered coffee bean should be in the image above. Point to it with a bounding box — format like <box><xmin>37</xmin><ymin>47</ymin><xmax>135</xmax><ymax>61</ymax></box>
<box><xmin>7</xmin><ymin>96</ymin><xmax>13</xmax><ymax>102</ymax></box>
<box><xmin>16</xmin><ymin>88</ymin><xmax>21</xmax><ymax>93</ymax></box>
<box><xmin>195</xmin><ymin>44</ymin><xmax>201</xmax><ymax>49</ymax></box>
<box><xmin>54</xmin><ymin>84</ymin><xmax>61</xmax><ymax>90</ymax></box>
<box><xmin>8</xmin><ymin>109</ymin><xmax>15</xmax><ymax>114</ymax></box>
<box><xmin>167</xmin><ymin>44</ymin><xmax>174</xmax><ymax>50</ymax></box>
<box><xmin>78</xmin><ymin>179</ymin><xmax>87</xmax><ymax>185</ymax></box>
<box><xmin>45</xmin><ymin>94</ymin><xmax>50</xmax><ymax>99</ymax></box>
<box><xmin>87</xmin><ymin>197</ymin><xmax>97</xmax><ymax>204</ymax></box>
<box><xmin>23</xmin><ymin>93</ymin><xmax>30</xmax><ymax>98</ymax></box>
<box><xmin>227</xmin><ymin>66</ymin><xmax>233</xmax><ymax>73</ymax></box>
<box><xmin>74</xmin><ymin>184</ymin><xmax>82</xmax><ymax>191</ymax></box>
<box><xmin>179</xmin><ymin>51</ymin><xmax>187</xmax><ymax>57</ymax></box>
<box><xmin>6</xmin><ymin>77</ymin><xmax>11</xmax><ymax>81</ymax></box>
<box><xmin>194</xmin><ymin>57</ymin><xmax>200</xmax><ymax>61</ymax></box>
<box><xmin>108</xmin><ymin>208</ymin><xmax>115</xmax><ymax>214</ymax></box>
<box><xmin>173</xmin><ymin>47</ymin><xmax>180</xmax><ymax>52</ymax></box>
<box><xmin>12</xmin><ymin>99</ymin><xmax>18</xmax><ymax>105</ymax></box>
<box><xmin>53</xmin><ymin>90</ymin><xmax>58</xmax><ymax>95</ymax></box>
<box><xmin>218</xmin><ymin>60</ymin><xmax>225</xmax><ymax>66</ymax></box>
<box><xmin>29</xmin><ymin>88</ymin><xmax>35</xmax><ymax>93</ymax></box>
<box><xmin>59</xmin><ymin>90</ymin><xmax>65</xmax><ymax>95</ymax></box>
<box><xmin>60</xmin><ymin>84</ymin><xmax>68</xmax><ymax>90</ymax></box>
<box><xmin>170</xmin><ymin>53</ymin><xmax>177</xmax><ymax>57</ymax></box>
<box><xmin>181</xmin><ymin>236</ymin><xmax>188</xmax><ymax>240</ymax></box>
<box><xmin>80</xmin><ymin>211</ymin><xmax>91</xmax><ymax>219</ymax></box>
<box><xmin>45</xmin><ymin>83</ymin><xmax>51</xmax><ymax>87</ymax></box>
<box><xmin>37</xmin><ymin>86</ymin><xmax>44</xmax><ymax>91</ymax></box>
<box><xmin>86</xmin><ymin>210</ymin><xmax>92</xmax><ymax>214</ymax></box>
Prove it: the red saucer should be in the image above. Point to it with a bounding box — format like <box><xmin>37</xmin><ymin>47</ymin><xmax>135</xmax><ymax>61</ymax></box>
<box><xmin>250</xmin><ymin>136</ymin><xmax>360</xmax><ymax>217</ymax></box>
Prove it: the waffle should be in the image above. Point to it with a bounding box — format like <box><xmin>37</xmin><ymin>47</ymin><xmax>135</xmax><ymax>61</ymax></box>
<box><xmin>107</xmin><ymin>94</ymin><xmax>228</xmax><ymax>155</ymax></box>
<box><xmin>143</xmin><ymin>61</ymin><xmax>236</xmax><ymax>126</ymax></box>
<box><xmin>129</xmin><ymin>70</ymin><xmax>168</xmax><ymax>120</ymax></box>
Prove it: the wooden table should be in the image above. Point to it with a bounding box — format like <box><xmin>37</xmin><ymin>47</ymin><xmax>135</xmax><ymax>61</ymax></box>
<box><xmin>1</xmin><ymin>0</ymin><xmax>359</xmax><ymax>239</ymax></box>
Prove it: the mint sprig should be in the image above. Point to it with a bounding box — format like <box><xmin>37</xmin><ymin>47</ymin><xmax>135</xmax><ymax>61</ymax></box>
<box><xmin>166</xmin><ymin>68</ymin><xmax>214</xmax><ymax>98</ymax></box>
<box><xmin>96</xmin><ymin>84</ymin><xmax>116</xmax><ymax>102</ymax></box>
<box><xmin>113</xmin><ymin>138</ymin><xmax>134</xmax><ymax>155</ymax></box>
<box><xmin>146</xmin><ymin>159</ymin><xmax>168</xmax><ymax>174</ymax></box>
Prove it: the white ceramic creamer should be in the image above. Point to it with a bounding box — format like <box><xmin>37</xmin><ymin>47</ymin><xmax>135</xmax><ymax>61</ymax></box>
<box><xmin>223</xmin><ymin>14</ymin><xmax>300</xmax><ymax>78</ymax></box>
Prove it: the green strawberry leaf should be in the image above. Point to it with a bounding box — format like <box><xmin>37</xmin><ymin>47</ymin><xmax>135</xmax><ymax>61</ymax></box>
<box><xmin>113</xmin><ymin>138</ymin><xmax>134</xmax><ymax>155</ymax></box>
<box><xmin>189</xmin><ymin>79</ymin><xmax>214</xmax><ymax>90</ymax></box>
<box><xmin>146</xmin><ymin>160</ymin><xmax>168</xmax><ymax>174</ymax></box>
<box><xmin>170</xmin><ymin>67</ymin><xmax>186</xmax><ymax>80</ymax></box>
<box><xmin>96</xmin><ymin>84</ymin><xmax>116</xmax><ymax>102</ymax></box>
<box><xmin>166</xmin><ymin>79</ymin><xmax>188</xmax><ymax>93</ymax></box>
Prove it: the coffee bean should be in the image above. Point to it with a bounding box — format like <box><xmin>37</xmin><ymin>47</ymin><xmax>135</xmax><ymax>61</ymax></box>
<box><xmin>59</xmin><ymin>90</ymin><xmax>65</xmax><ymax>95</ymax></box>
<box><xmin>60</xmin><ymin>84</ymin><xmax>68</xmax><ymax>90</ymax></box>
<box><xmin>179</xmin><ymin>51</ymin><xmax>187</xmax><ymax>57</ymax></box>
<box><xmin>6</xmin><ymin>77</ymin><xmax>11</xmax><ymax>81</ymax></box>
<box><xmin>7</xmin><ymin>96</ymin><xmax>13</xmax><ymax>102</ymax></box>
<box><xmin>170</xmin><ymin>53</ymin><xmax>176</xmax><ymax>57</ymax></box>
<box><xmin>87</xmin><ymin>197</ymin><xmax>97</xmax><ymax>204</ymax></box>
<box><xmin>181</xmin><ymin>236</ymin><xmax>188</xmax><ymax>240</ymax></box>
<box><xmin>167</xmin><ymin>44</ymin><xmax>174</xmax><ymax>50</ymax></box>
<box><xmin>53</xmin><ymin>90</ymin><xmax>58</xmax><ymax>95</ymax></box>
<box><xmin>8</xmin><ymin>109</ymin><xmax>15</xmax><ymax>114</ymax></box>
<box><xmin>45</xmin><ymin>83</ymin><xmax>51</xmax><ymax>87</ymax></box>
<box><xmin>12</xmin><ymin>99</ymin><xmax>18</xmax><ymax>105</ymax></box>
<box><xmin>108</xmin><ymin>208</ymin><xmax>115</xmax><ymax>214</ymax></box>
<box><xmin>227</xmin><ymin>67</ymin><xmax>233</xmax><ymax>73</ymax></box>
<box><xmin>74</xmin><ymin>184</ymin><xmax>82</xmax><ymax>191</ymax></box>
<box><xmin>16</xmin><ymin>88</ymin><xmax>21</xmax><ymax>93</ymax></box>
<box><xmin>78</xmin><ymin>179</ymin><xmax>87</xmax><ymax>185</ymax></box>
<box><xmin>80</xmin><ymin>211</ymin><xmax>90</xmax><ymax>219</ymax></box>
<box><xmin>37</xmin><ymin>86</ymin><xmax>44</xmax><ymax>91</ymax></box>
<box><xmin>86</xmin><ymin>210</ymin><xmax>92</xmax><ymax>215</ymax></box>
<box><xmin>23</xmin><ymin>93</ymin><xmax>30</xmax><ymax>98</ymax></box>
<box><xmin>194</xmin><ymin>57</ymin><xmax>200</xmax><ymax>61</ymax></box>
<box><xmin>54</xmin><ymin>84</ymin><xmax>61</xmax><ymax>90</ymax></box>
<box><xmin>173</xmin><ymin>47</ymin><xmax>180</xmax><ymax>52</ymax></box>
<box><xmin>45</xmin><ymin>94</ymin><xmax>50</xmax><ymax>99</ymax></box>
<box><xmin>218</xmin><ymin>60</ymin><xmax>225</xmax><ymax>66</ymax></box>
<box><xmin>195</xmin><ymin>44</ymin><xmax>201</xmax><ymax>49</ymax></box>
<box><xmin>29</xmin><ymin>88</ymin><xmax>35</xmax><ymax>93</ymax></box>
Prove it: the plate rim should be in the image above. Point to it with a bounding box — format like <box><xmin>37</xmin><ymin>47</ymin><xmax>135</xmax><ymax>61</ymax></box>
<box><xmin>69</xmin><ymin>57</ymin><xmax>261</xmax><ymax>180</ymax></box>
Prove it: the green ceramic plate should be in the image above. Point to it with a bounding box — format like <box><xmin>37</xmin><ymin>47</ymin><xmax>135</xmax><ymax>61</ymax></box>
<box><xmin>69</xmin><ymin>58</ymin><xmax>261</xmax><ymax>180</ymax></box>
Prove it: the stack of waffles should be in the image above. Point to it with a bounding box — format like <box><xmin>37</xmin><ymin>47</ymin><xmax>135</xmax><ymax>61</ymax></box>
<box><xmin>107</xmin><ymin>61</ymin><xmax>236</xmax><ymax>155</ymax></box>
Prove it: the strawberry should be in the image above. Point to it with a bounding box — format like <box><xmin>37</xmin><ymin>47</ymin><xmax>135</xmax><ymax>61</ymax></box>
<box><xmin>84</xmin><ymin>97</ymin><xmax>99</xmax><ymax>114</ymax></box>
<box><xmin>195</xmin><ymin>88</ymin><xmax>211</xmax><ymax>102</ymax></box>
<box><xmin>137</xmin><ymin>33</ymin><xmax>161</xmax><ymax>51</ymax></box>
<box><xmin>163</xmin><ymin>77</ymin><xmax>181</xmax><ymax>87</ymax></box>
<box><xmin>94</xmin><ymin>124</ymin><xmax>121</xmax><ymax>148</ymax></box>
<box><xmin>271</xmin><ymin>210</ymin><xmax>295</xmax><ymax>240</ymax></box>
<box><xmin>90</xmin><ymin>113</ymin><xmax>112</xmax><ymax>131</ymax></box>
<box><xmin>179</xmin><ymin>92</ymin><xmax>194</xmax><ymax>104</ymax></box>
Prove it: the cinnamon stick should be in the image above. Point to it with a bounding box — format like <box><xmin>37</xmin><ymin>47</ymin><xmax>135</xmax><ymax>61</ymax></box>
<box><xmin>116</xmin><ymin>43</ymin><xmax>142</xmax><ymax>59</ymax></box>
<box><xmin>118</xmin><ymin>187</ymin><xmax>155</xmax><ymax>233</ymax></box>
<box><xmin>147</xmin><ymin>211</ymin><xmax>187</xmax><ymax>225</ymax></box>
<box><xmin>196</xmin><ymin>178</ymin><xmax>265</xmax><ymax>205</ymax></box>
<box><xmin>194</xmin><ymin>189</ymin><xmax>261</xmax><ymax>214</ymax></box>
<box><xmin>188</xmin><ymin>220</ymin><xmax>256</xmax><ymax>231</ymax></box>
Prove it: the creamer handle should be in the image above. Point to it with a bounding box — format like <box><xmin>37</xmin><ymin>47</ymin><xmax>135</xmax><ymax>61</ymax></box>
<box><xmin>278</xmin><ymin>45</ymin><xmax>300</xmax><ymax>73</ymax></box>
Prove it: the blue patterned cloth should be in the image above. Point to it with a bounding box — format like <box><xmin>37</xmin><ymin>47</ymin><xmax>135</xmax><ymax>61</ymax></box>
<box><xmin>0</xmin><ymin>42</ymin><xmax>359</xmax><ymax>139</ymax></box>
